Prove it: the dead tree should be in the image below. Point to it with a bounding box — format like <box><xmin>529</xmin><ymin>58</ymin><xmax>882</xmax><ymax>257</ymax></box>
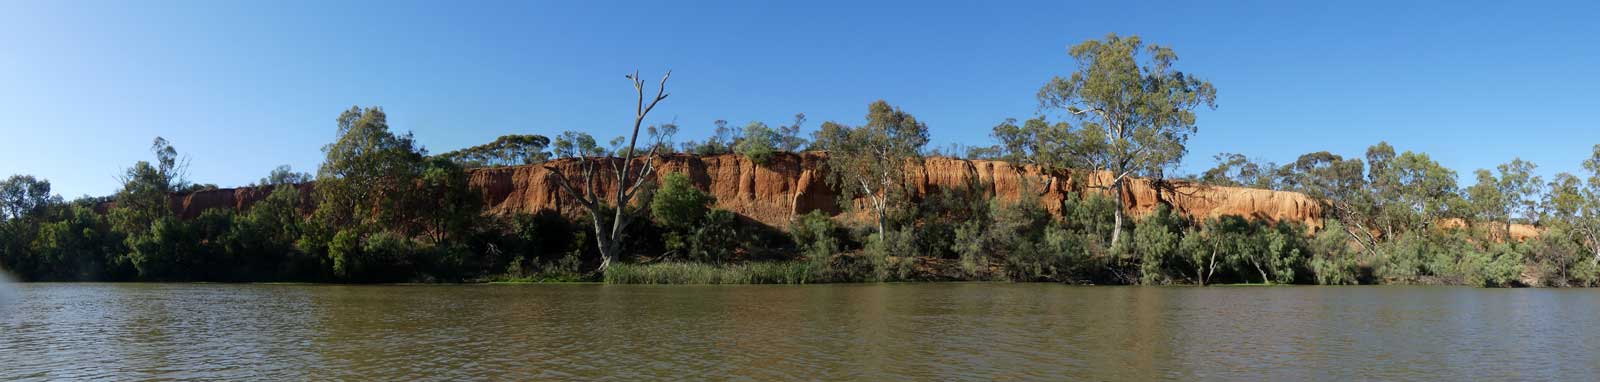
<box><xmin>545</xmin><ymin>70</ymin><xmax>671</xmax><ymax>272</ymax></box>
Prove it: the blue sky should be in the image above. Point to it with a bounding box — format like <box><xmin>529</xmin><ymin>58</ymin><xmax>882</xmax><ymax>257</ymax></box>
<box><xmin>2</xmin><ymin>0</ymin><xmax>1597</xmax><ymax>198</ymax></box>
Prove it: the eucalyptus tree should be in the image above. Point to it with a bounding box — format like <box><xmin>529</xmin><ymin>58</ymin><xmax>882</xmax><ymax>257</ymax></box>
<box><xmin>544</xmin><ymin>71</ymin><xmax>674</xmax><ymax>272</ymax></box>
<box><xmin>990</xmin><ymin>116</ymin><xmax>1080</xmax><ymax>193</ymax></box>
<box><xmin>110</xmin><ymin>137</ymin><xmax>194</xmax><ymax>278</ymax></box>
<box><xmin>1468</xmin><ymin>159</ymin><xmax>1540</xmax><ymax>238</ymax></box>
<box><xmin>255</xmin><ymin>165</ymin><xmax>312</xmax><ymax>187</ymax></box>
<box><xmin>1497</xmin><ymin>159</ymin><xmax>1541</xmax><ymax>229</ymax></box>
<box><xmin>1580</xmin><ymin>145</ymin><xmax>1600</xmax><ymax>264</ymax></box>
<box><xmin>1036</xmin><ymin>34</ymin><xmax>1217</xmax><ymax>245</ymax></box>
<box><xmin>1277</xmin><ymin>151</ymin><xmax>1379</xmax><ymax>256</ymax></box>
<box><xmin>1200</xmin><ymin>153</ymin><xmax>1282</xmax><ymax>189</ymax></box>
<box><xmin>812</xmin><ymin>100</ymin><xmax>930</xmax><ymax>237</ymax></box>
<box><xmin>777</xmin><ymin>113</ymin><xmax>809</xmax><ymax>152</ymax></box>
<box><xmin>437</xmin><ymin>134</ymin><xmax>553</xmax><ymax>167</ymax></box>
<box><xmin>0</xmin><ymin>175</ymin><xmax>58</xmax><ymax>222</ymax></box>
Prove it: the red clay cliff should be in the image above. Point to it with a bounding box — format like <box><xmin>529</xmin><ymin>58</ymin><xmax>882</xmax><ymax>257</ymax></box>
<box><xmin>164</xmin><ymin>152</ymin><xmax>1329</xmax><ymax>231</ymax></box>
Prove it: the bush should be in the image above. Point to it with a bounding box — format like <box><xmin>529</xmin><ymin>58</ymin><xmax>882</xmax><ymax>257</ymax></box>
<box><xmin>689</xmin><ymin>209</ymin><xmax>742</xmax><ymax>264</ymax></box>
<box><xmin>1456</xmin><ymin>243</ymin><xmax>1523</xmax><ymax>287</ymax></box>
<box><xmin>1132</xmin><ymin>205</ymin><xmax>1182</xmax><ymax>285</ymax></box>
<box><xmin>649</xmin><ymin>172</ymin><xmax>744</xmax><ymax>263</ymax></box>
<box><xmin>603</xmin><ymin>261</ymin><xmax>815</xmax><ymax>284</ymax></box>
<box><xmin>498</xmin><ymin>252</ymin><xmax>586</xmax><ymax>282</ymax></box>
<box><xmin>790</xmin><ymin>210</ymin><xmax>842</xmax><ymax>259</ymax></box>
<box><xmin>864</xmin><ymin>228</ymin><xmax>917</xmax><ymax>281</ymax></box>
<box><xmin>734</xmin><ymin>122</ymin><xmax>780</xmax><ymax>165</ymax></box>
<box><xmin>1308</xmin><ymin>221</ymin><xmax>1361</xmax><ymax>285</ymax></box>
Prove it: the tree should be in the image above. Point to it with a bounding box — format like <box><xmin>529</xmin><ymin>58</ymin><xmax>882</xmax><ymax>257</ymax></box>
<box><xmin>312</xmin><ymin>106</ymin><xmax>428</xmax><ymax>232</ymax></box>
<box><xmin>1468</xmin><ymin>159</ymin><xmax>1539</xmax><ymax>240</ymax></box>
<box><xmin>682</xmin><ymin>120</ymin><xmax>737</xmax><ymax>155</ymax></box>
<box><xmin>1200</xmin><ymin>153</ymin><xmax>1281</xmax><ymax>189</ymax></box>
<box><xmin>1037</xmin><ymin>34</ymin><xmax>1218</xmax><ymax>245</ymax></box>
<box><xmin>109</xmin><ymin>137</ymin><xmax>192</xmax><ymax>278</ymax></box>
<box><xmin>1277</xmin><ymin>151</ymin><xmax>1380</xmax><ymax>257</ymax></box>
<box><xmin>544</xmin><ymin>70</ymin><xmax>674</xmax><ymax>272</ymax></box>
<box><xmin>255</xmin><ymin>165</ymin><xmax>312</xmax><ymax>187</ymax></box>
<box><xmin>990</xmin><ymin>117</ymin><xmax>1081</xmax><ymax>192</ymax></box>
<box><xmin>777</xmin><ymin>113</ymin><xmax>809</xmax><ymax>152</ymax></box>
<box><xmin>0</xmin><ymin>175</ymin><xmax>62</xmax><ymax>277</ymax></box>
<box><xmin>437</xmin><ymin>134</ymin><xmax>552</xmax><ymax>167</ymax></box>
<box><xmin>1578</xmin><ymin>145</ymin><xmax>1600</xmax><ymax>265</ymax></box>
<box><xmin>0</xmin><ymin>175</ymin><xmax>58</xmax><ymax>222</ymax></box>
<box><xmin>1496</xmin><ymin>159</ymin><xmax>1541</xmax><ymax>231</ymax></box>
<box><xmin>812</xmin><ymin>100</ymin><xmax>930</xmax><ymax>237</ymax></box>
<box><xmin>734</xmin><ymin>122</ymin><xmax>780</xmax><ymax>164</ymax></box>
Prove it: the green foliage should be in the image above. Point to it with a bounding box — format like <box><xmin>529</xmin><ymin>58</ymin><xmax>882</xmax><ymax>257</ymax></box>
<box><xmin>990</xmin><ymin>200</ymin><xmax>1081</xmax><ymax>282</ymax></box>
<box><xmin>649</xmin><ymin>172</ymin><xmax>743</xmax><ymax>264</ymax></box>
<box><xmin>552</xmin><ymin>131</ymin><xmax>608</xmax><ymax>158</ymax></box>
<box><xmin>790</xmin><ymin>210</ymin><xmax>842</xmax><ymax>260</ymax></box>
<box><xmin>813</xmin><ymin>100</ymin><xmax>930</xmax><ymax>236</ymax></box>
<box><xmin>1201</xmin><ymin>153</ymin><xmax>1281</xmax><ymax>189</ymax></box>
<box><xmin>1036</xmin><ymin>33</ymin><xmax>1218</xmax><ymax>244</ymax></box>
<box><xmin>734</xmin><ymin>122</ymin><xmax>780</xmax><ymax>165</ymax></box>
<box><xmin>909</xmin><ymin>179</ymin><xmax>992</xmax><ymax>260</ymax></box>
<box><xmin>1132</xmin><ymin>205</ymin><xmax>1182</xmax><ymax>285</ymax></box>
<box><xmin>28</xmin><ymin>205</ymin><xmax>123</xmax><ymax>280</ymax></box>
<box><xmin>254</xmin><ymin>165</ymin><xmax>311</xmax><ymax>187</ymax></box>
<box><xmin>498</xmin><ymin>252</ymin><xmax>586</xmax><ymax>283</ymax></box>
<box><xmin>1307</xmin><ymin>221</ymin><xmax>1361</xmax><ymax>285</ymax></box>
<box><xmin>1180</xmin><ymin>216</ymin><xmax>1310</xmax><ymax>285</ymax></box>
<box><xmin>603</xmin><ymin>261</ymin><xmax>816</xmax><ymax>284</ymax></box>
<box><xmin>879</xmin><ymin>228</ymin><xmax>919</xmax><ymax>280</ymax></box>
<box><xmin>682</xmin><ymin>120</ymin><xmax>737</xmax><ymax>155</ymax></box>
<box><xmin>1456</xmin><ymin>243</ymin><xmax>1523</xmax><ymax>287</ymax></box>
<box><xmin>0</xmin><ymin>175</ymin><xmax>60</xmax><ymax>221</ymax></box>
<box><xmin>437</xmin><ymin>134</ymin><xmax>551</xmax><ymax>167</ymax></box>
<box><xmin>650</xmin><ymin>172</ymin><xmax>714</xmax><ymax>231</ymax></box>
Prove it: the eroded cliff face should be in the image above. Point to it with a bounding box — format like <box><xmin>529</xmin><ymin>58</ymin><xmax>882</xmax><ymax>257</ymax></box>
<box><xmin>166</xmin><ymin>153</ymin><xmax>1329</xmax><ymax>231</ymax></box>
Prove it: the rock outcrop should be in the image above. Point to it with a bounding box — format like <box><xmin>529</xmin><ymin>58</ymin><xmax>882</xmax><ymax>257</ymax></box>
<box><xmin>163</xmin><ymin>153</ymin><xmax>1328</xmax><ymax>231</ymax></box>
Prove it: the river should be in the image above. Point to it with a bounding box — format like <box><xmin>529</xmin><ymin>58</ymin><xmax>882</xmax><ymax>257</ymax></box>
<box><xmin>1</xmin><ymin>283</ymin><xmax>1597</xmax><ymax>381</ymax></box>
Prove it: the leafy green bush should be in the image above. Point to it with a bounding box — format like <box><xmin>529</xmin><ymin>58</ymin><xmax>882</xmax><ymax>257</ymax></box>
<box><xmin>1307</xmin><ymin>221</ymin><xmax>1361</xmax><ymax>285</ymax></box>
<box><xmin>1455</xmin><ymin>243</ymin><xmax>1523</xmax><ymax>287</ymax></box>
<box><xmin>649</xmin><ymin>172</ymin><xmax>744</xmax><ymax>263</ymax></box>
<box><xmin>734</xmin><ymin>122</ymin><xmax>780</xmax><ymax>165</ymax></box>
<box><xmin>603</xmin><ymin>261</ymin><xmax>816</xmax><ymax>284</ymax></box>
<box><xmin>1132</xmin><ymin>205</ymin><xmax>1182</xmax><ymax>285</ymax></box>
<box><xmin>790</xmin><ymin>210</ymin><xmax>842</xmax><ymax>260</ymax></box>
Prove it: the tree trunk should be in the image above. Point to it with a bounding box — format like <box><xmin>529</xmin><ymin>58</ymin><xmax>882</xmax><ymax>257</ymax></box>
<box><xmin>876</xmin><ymin>211</ymin><xmax>886</xmax><ymax>239</ymax></box>
<box><xmin>592</xmin><ymin>217</ymin><xmax>614</xmax><ymax>272</ymax></box>
<box><xmin>1110</xmin><ymin>179</ymin><xmax>1125</xmax><ymax>246</ymax></box>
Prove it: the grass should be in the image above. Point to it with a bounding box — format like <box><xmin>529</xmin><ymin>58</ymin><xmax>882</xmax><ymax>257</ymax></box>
<box><xmin>603</xmin><ymin>261</ymin><xmax>818</xmax><ymax>284</ymax></box>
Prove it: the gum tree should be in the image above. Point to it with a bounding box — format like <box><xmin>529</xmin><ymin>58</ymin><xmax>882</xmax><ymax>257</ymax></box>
<box><xmin>544</xmin><ymin>71</ymin><xmax>673</xmax><ymax>272</ymax></box>
<box><xmin>812</xmin><ymin>100</ymin><xmax>929</xmax><ymax>237</ymax></box>
<box><xmin>1037</xmin><ymin>33</ymin><xmax>1217</xmax><ymax>245</ymax></box>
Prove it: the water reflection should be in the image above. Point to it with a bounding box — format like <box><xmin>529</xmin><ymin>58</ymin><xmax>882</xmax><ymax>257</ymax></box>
<box><xmin>3</xmin><ymin>283</ymin><xmax>1599</xmax><ymax>381</ymax></box>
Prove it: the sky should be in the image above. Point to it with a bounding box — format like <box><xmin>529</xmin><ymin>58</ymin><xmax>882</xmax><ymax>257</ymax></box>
<box><xmin>2</xmin><ymin>0</ymin><xmax>1597</xmax><ymax>198</ymax></box>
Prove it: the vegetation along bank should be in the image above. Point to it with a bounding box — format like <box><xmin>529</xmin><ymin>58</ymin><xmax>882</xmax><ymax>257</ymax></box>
<box><xmin>2</xmin><ymin>34</ymin><xmax>1595</xmax><ymax>287</ymax></box>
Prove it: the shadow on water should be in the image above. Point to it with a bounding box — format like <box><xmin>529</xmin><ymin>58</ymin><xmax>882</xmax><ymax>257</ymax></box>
<box><xmin>0</xmin><ymin>267</ymin><xmax>16</xmax><ymax>310</ymax></box>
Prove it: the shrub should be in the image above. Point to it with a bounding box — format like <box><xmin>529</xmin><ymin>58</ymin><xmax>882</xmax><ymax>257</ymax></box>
<box><xmin>790</xmin><ymin>210</ymin><xmax>842</xmax><ymax>259</ymax></box>
<box><xmin>1132</xmin><ymin>205</ymin><xmax>1182</xmax><ymax>285</ymax></box>
<box><xmin>1457</xmin><ymin>243</ymin><xmax>1524</xmax><ymax>287</ymax></box>
<box><xmin>603</xmin><ymin>261</ymin><xmax>816</xmax><ymax>284</ymax></box>
<box><xmin>1308</xmin><ymin>221</ymin><xmax>1361</xmax><ymax>285</ymax></box>
<box><xmin>734</xmin><ymin>122</ymin><xmax>780</xmax><ymax>165</ymax></box>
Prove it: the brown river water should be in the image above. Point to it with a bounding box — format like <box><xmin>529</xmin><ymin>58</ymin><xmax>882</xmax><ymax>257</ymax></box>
<box><xmin>2</xmin><ymin>283</ymin><xmax>1598</xmax><ymax>381</ymax></box>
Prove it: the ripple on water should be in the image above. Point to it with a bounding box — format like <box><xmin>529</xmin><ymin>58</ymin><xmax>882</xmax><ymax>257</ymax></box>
<box><xmin>3</xmin><ymin>284</ymin><xmax>1600</xmax><ymax>381</ymax></box>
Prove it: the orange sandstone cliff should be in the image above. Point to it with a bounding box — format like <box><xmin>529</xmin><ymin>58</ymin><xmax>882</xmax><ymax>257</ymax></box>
<box><xmin>167</xmin><ymin>153</ymin><xmax>1327</xmax><ymax>231</ymax></box>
